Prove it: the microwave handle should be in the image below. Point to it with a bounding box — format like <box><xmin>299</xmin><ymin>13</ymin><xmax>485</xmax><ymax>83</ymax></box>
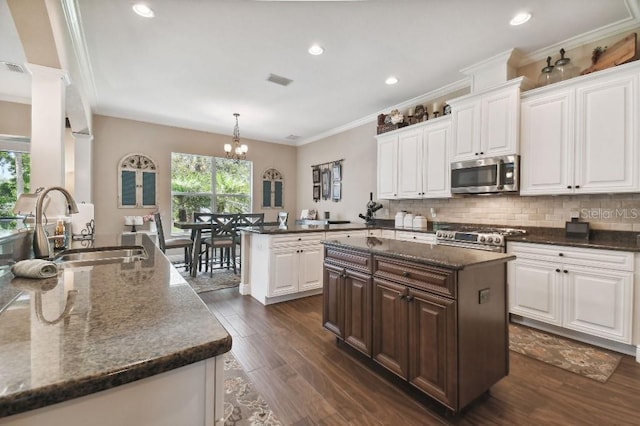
<box><xmin>496</xmin><ymin>160</ymin><xmax>504</xmax><ymax>189</ymax></box>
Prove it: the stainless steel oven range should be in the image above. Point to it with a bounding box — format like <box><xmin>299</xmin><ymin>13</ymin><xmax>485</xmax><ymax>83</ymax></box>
<box><xmin>435</xmin><ymin>226</ymin><xmax>527</xmax><ymax>252</ymax></box>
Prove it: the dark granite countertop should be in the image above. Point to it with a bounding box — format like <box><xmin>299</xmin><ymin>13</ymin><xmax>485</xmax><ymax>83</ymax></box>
<box><xmin>240</xmin><ymin>223</ymin><xmax>379</xmax><ymax>234</ymax></box>
<box><xmin>322</xmin><ymin>237</ymin><xmax>515</xmax><ymax>270</ymax></box>
<box><xmin>506</xmin><ymin>226</ymin><xmax>640</xmax><ymax>252</ymax></box>
<box><xmin>0</xmin><ymin>233</ymin><xmax>232</xmax><ymax>418</ymax></box>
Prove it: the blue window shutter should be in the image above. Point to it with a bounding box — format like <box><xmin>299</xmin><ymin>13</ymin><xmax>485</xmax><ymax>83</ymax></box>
<box><xmin>121</xmin><ymin>170</ymin><xmax>136</xmax><ymax>206</ymax></box>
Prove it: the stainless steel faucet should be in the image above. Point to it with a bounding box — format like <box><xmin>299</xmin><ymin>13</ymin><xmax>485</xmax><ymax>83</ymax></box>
<box><xmin>33</xmin><ymin>186</ymin><xmax>79</xmax><ymax>258</ymax></box>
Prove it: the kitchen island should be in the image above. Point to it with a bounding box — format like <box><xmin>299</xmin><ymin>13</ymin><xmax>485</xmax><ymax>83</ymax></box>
<box><xmin>322</xmin><ymin>236</ymin><xmax>515</xmax><ymax>414</ymax></box>
<box><xmin>0</xmin><ymin>233</ymin><xmax>231</xmax><ymax>425</ymax></box>
<box><xmin>239</xmin><ymin>223</ymin><xmax>378</xmax><ymax>305</ymax></box>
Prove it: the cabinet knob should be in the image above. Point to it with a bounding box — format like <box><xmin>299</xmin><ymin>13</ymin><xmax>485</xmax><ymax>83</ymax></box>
<box><xmin>402</xmin><ymin>271</ymin><xmax>410</xmax><ymax>277</ymax></box>
<box><xmin>475</xmin><ymin>152</ymin><xmax>479</xmax><ymax>156</ymax></box>
<box><xmin>555</xmin><ymin>268</ymin><xmax>561</xmax><ymax>272</ymax></box>
<box><xmin>564</xmin><ymin>270</ymin><xmax>568</xmax><ymax>273</ymax></box>
<box><xmin>480</xmin><ymin>151</ymin><xmax>484</xmax><ymax>155</ymax></box>
<box><xmin>298</xmin><ymin>237</ymin><xmax>302</xmax><ymax>241</ymax></box>
<box><xmin>406</xmin><ymin>295</ymin><xmax>414</xmax><ymax>302</ymax></box>
<box><xmin>567</xmin><ymin>185</ymin><xmax>572</xmax><ymax>189</ymax></box>
<box><xmin>558</xmin><ymin>253</ymin><xmax>564</xmax><ymax>257</ymax></box>
<box><xmin>575</xmin><ymin>185</ymin><xmax>580</xmax><ymax>189</ymax></box>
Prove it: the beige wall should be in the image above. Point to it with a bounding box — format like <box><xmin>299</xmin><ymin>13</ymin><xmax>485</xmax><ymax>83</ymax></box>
<box><xmin>0</xmin><ymin>101</ymin><xmax>30</xmax><ymax>136</ymax></box>
<box><xmin>391</xmin><ymin>194</ymin><xmax>640</xmax><ymax>232</ymax></box>
<box><xmin>92</xmin><ymin>115</ymin><xmax>297</xmax><ymax>236</ymax></box>
<box><xmin>296</xmin><ymin>121</ymin><xmax>378</xmax><ymax>222</ymax></box>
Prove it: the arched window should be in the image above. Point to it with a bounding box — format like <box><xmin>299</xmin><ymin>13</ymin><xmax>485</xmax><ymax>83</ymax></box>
<box><xmin>118</xmin><ymin>153</ymin><xmax>157</xmax><ymax>208</ymax></box>
<box><xmin>262</xmin><ymin>168</ymin><xmax>283</xmax><ymax>208</ymax></box>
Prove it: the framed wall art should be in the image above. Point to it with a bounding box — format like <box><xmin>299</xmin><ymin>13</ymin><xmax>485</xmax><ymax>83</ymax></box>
<box><xmin>332</xmin><ymin>181</ymin><xmax>341</xmax><ymax>202</ymax></box>
<box><xmin>332</xmin><ymin>162</ymin><xmax>341</xmax><ymax>181</ymax></box>
<box><xmin>313</xmin><ymin>185</ymin><xmax>320</xmax><ymax>201</ymax></box>
<box><xmin>312</xmin><ymin>167</ymin><xmax>321</xmax><ymax>184</ymax></box>
<box><xmin>321</xmin><ymin>168</ymin><xmax>331</xmax><ymax>200</ymax></box>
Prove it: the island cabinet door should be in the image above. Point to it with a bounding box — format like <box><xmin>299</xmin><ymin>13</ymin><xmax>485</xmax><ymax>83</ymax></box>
<box><xmin>407</xmin><ymin>288</ymin><xmax>457</xmax><ymax>409</ymax></box>
<box><xmin>344</xmin><ymin>269</ymin><xmax>373</xmax><ymax>356</ymax></box>
<box><xmin>323</xmin><ymin>263</ymin><xmax>345</xmax><ymax>338</ymax></box>
<box><xmin>372</xmin><ymin>278</ymin><xmax>409</xmax><ymax>379</ymax></box>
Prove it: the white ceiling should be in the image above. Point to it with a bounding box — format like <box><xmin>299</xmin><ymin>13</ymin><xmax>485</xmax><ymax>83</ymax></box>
<box><xmin>0</xmin><ymin>0</ymin><xmax>638</xmax><ymax>145</ymax></box>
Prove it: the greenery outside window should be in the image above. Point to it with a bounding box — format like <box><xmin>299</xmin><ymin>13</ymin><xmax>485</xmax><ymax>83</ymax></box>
<box><xmin>0</xmin><ymin>150</ymin><xmax>30</xmax><ymax>219</ymax></box>
<box><xmin>171</xmin><ymin>153</ymin><xmax>252</xmax><ymax>229</ymax></box>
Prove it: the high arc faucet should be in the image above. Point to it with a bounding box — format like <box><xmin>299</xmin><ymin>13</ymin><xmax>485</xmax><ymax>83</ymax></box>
<box><xmin>33</xmin><ymin>186</ymin><xmax>79</xmax><ymax>259</ymax></box>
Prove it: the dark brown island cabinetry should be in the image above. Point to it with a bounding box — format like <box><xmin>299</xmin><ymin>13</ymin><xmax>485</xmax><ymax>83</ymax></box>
<box><xmin>322</xmin><ymin>238</ymin><xmax>514</xmax><ymax>413</ymax></box>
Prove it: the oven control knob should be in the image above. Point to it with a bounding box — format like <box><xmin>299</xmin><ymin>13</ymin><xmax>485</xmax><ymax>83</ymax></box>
<box><xmin>479</xmin><ymin>236</ymin><xmax>486</xmax><ymax>242</ymax></box>
<box><xmin>486</xmin><ymin>236</ymin><xmax>493</xmax><ymax>243</ymax></box>
<box><xmin>494</xmin><ymin>236</ymin><xmax>502</xmax><ymax>245</ymax></box>
<box><xmin>448</xmin><ymin>234</ymin><xmax>454</xmax><ymax>239</ymax></box>
<box><xmin>436</xmin><ymin>231</ymin><xmax>442</xmax><ymax>238</ymax></box>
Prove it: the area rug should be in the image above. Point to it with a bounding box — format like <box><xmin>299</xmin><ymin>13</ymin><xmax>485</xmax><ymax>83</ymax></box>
<box><xmin>180</xmin><ymin>269</ymin><xmax>240</xmax><ymax>294</ymax></box>
<box><xmin>223</xmin><ymin>352</ymin><xmax>282</xmax><ymax>425</ymax></box>
<box><xmin>509</xmin><ymin>323</ymin><xmax>622</xmax><ymax>383</ymax></box>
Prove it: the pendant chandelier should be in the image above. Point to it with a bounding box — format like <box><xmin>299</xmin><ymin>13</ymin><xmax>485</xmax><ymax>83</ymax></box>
<box><xmin>224</xmin><ymin>113</ymin><xmax>248</xmax><ymax>161</ymax></box>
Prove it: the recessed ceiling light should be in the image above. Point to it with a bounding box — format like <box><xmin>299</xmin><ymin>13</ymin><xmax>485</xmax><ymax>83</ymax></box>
<box><xmin>308</xmin><ymin>44</ymin><xmax>324</xmax><ymax>56</ymax></box>
<box><xmin>385</xmin><ymin>76</ymin><xmax>398</xmax><ymax>85</ymax></box>
<box><xmin>132</xmin><ymin>3</ymin><xmax>155</xmax><ymax>18</ymax></box>
<box><xmin>510</xmin><ymin>12</ymin><xmax>531</xmax><ymax>26</ymax></box>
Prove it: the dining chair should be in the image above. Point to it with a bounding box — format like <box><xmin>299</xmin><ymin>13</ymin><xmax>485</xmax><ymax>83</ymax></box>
<box><xmin>202</xmin><ymin>213</ymin><xmax>238</xmax><ymax>275</ymax></box>
<box><xmin>154</xmin><ymin>212</ymin><xmax>193</xmax><ymax>271</ymax></box>
<box><xmin>193</xmin><ymin>211</ymin><xmax>214</xmax><ymax>272</ymax></box>
<box><xmin>235</xmin><ymin>213</ymin><xmax>265</xmax><ymax>269</ymax></box>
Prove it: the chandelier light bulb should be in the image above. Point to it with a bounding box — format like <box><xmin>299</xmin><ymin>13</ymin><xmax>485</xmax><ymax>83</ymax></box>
<box><xmin>224</xmin><ymin>113</ymin><xmax>247</xmax><ymax>161</ymax></box>
<box><xmin>224</xmin><ymin>143</ymin><xmax>232</xmax><ymax>153</ymax></box>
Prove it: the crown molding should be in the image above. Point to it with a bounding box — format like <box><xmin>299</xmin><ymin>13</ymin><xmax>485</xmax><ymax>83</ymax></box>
<box><xmin>297</xmin><ymin>78</ymin><xmax>470</xmax><ymax>146</ymax></box>
<box><xmin>517</xmin><ymin>0</ymin><xmax>640</xmax><ymax>67</ymax></box>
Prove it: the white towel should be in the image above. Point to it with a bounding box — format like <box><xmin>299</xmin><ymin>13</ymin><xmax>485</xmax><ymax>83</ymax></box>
<box><xmin>11</xmin><ymin>259</ymin><xmax>59</xmax><ymax>279</ymax></box>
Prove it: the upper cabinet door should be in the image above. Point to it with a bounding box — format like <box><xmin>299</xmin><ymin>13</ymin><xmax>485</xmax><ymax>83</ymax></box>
<box><xmin>422</xmin><ymin>121</ymin><xmax>451</xmax><ymax>198</ymax></box>
<box><xmin>397</xmin><ymin>129</ymin><xmax>423</xmax><ymax>198</ymax></box>
<box><xmin>520</xmin><ymin>90</ymin><xmax>575</xmax><ymax>195</ymax></box>
<box><xmin>450</xmin><ymin>100</ymin><xmax>481</xmax><ymax>162</ymax></box>
<box><xmin>480</xmin><ymin>86</ymin><xmax>519</xmax><ymax>157</ymax></box>
<box><xmin>377</xmin><ymin>134</ymin><xmax>399</xmax><ymax>199</ymax></box>
<box><xmin>575</xmin><ymin>73</ymin><xmax>638</xmax><ymax>193</ymax></box>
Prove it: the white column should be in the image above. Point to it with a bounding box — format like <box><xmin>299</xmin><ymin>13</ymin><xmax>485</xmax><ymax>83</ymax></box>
<box><xmin>27</xmin><ymin>63</ymin><xmax>69</xmax><ymax>189</ymax></box>
<box><xmin>73</xmin><ymin>132</ymin><xmax>94</xmax><ymax>203</ymax></box>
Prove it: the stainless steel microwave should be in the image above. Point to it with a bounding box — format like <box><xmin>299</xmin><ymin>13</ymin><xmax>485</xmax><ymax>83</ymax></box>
<box><xmin>451</xmin><ymin>155</ymin><xmax>519</xmax><ymax>194</ymax></box>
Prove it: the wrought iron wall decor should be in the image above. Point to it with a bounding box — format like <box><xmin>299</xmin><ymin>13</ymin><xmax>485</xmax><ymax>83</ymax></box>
<box><xmin>262</xmin><ymin>168</ymin><xmax>284</xmax><ymax>208</ymax></box>
<box><xmin>311</xmin><ymin>159</ymin><xmax>343</xmax><ymax>202</ymax></box>
<box><xmin>118</xmin><ymin>153</ymin><xmax>157</xmax><ymax>208</ymax></box>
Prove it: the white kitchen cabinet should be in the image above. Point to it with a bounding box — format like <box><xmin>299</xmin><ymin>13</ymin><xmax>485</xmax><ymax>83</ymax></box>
<box><xmin>395</xmin><ymin>231</ymin><xmax>437</xmax><ymax>244</ymax></box>
<box><xmin>449</xmin><ymin>78</ymin><xmax>523</xmax><ymax>162</ymax></box>
<box><xmin>380</xmin><ymin>229</ymin><xmax>396</xmax><ymax>239</ymax></box>
<box><xmin>377</xmin><ymin>133</ymin><xmax>399</xmax><ymax>199</ymax></box>
<box><xmin>250</xmin><ymin>233</ymin><xmax>324</xmax><ymax>305</ymax></box>
<box><xmin>508</xmin><ymin>242</ymin><xmax>634</xmax><ymax>344</ymax></box>
<box><xmin>376</xmin><ymin>117</ymin><xmax>451</xmax><ymax>200</ymax></box>
<box><xmin>325</xmin><ymin>230</ymin><xmax>369</xmax><ymax>239</ymax></box>
<box><xmin>520</xmin><ymin>62</ymin><xmax>639</xmax><ymax>195</ymax></box>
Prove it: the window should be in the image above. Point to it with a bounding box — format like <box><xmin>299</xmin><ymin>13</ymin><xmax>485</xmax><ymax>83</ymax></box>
<box><xmin>0</xmin><ymin>150</ymin><xmax>31</xmax><ymax>219</ymax></box>
<box><xmin>171</xmin><ymin>153</ymin><xmax>252</xmax><ymax>225</ymax></box>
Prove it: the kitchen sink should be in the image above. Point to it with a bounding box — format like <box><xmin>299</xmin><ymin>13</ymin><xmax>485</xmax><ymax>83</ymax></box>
<box><xmin>53</xmin><ymin>245</ymin><xmax>148</xmax><ymax>267</ymax></box>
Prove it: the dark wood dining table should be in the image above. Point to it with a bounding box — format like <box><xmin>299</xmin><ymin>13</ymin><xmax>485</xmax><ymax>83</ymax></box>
<box><xmin>173</xmin><ymin>221</ymin><xmax>211</xmax><ymax>277</ymax></box>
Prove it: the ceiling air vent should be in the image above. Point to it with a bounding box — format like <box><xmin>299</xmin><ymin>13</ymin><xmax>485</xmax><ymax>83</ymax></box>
<box><xmin>2</xmin><ymin>61</ymin><xmax>26</xmax><ymax>73</ymax></box>
<box><xmin>285</xmin><ymin>134</ymin><xmax>301</xmax><ymax>141</ymax></box>
<box><xmin>267</xmin><ymin>73</ymin><xmax>293</xmax><ymax>87</ymax></box>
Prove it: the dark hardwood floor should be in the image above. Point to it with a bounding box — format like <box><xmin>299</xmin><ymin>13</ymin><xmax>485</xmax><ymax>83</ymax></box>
<box><xmin>200</xmin><ymin>288</ymin><xmax>640</xmax><ymax>425</ymax></box>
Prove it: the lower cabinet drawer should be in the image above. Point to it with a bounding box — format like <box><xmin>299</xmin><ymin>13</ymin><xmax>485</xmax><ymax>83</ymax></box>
<box><xmin>325</xmin><ymin>247</ymin><xmax>372</xmax><ymax>273</ymax></box>
<box><xmin>373</xmin><ymin>256</ymin><xmax>455</xmax><ymax>298</ymax></box>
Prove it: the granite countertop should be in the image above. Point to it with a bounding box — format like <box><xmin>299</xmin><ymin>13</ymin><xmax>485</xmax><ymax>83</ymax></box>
<box><xmin>506</xmin><ymin>226</ymin><xmax>640</xmax><ymax>252</ymax></box>
<box><xmin>0</xmin><ymin>233</ymin><xmax>232</xmax><ymax>418</ymax></box>
<box><xmin>240</xmin><ymin>223</ymin><xmax>379</xmax><ymax>234</ymax></box>
<box><xmin>322</xmin><ymin>237</ymin><xmax>515</xmax><ymax>270</ymax></box>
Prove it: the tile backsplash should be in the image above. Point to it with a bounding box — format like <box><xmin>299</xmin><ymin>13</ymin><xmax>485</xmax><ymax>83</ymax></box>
<box><xmin>388</xmin><ymin>193</ymin><xmax>640</xmax><ymax>232</ymax></box>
